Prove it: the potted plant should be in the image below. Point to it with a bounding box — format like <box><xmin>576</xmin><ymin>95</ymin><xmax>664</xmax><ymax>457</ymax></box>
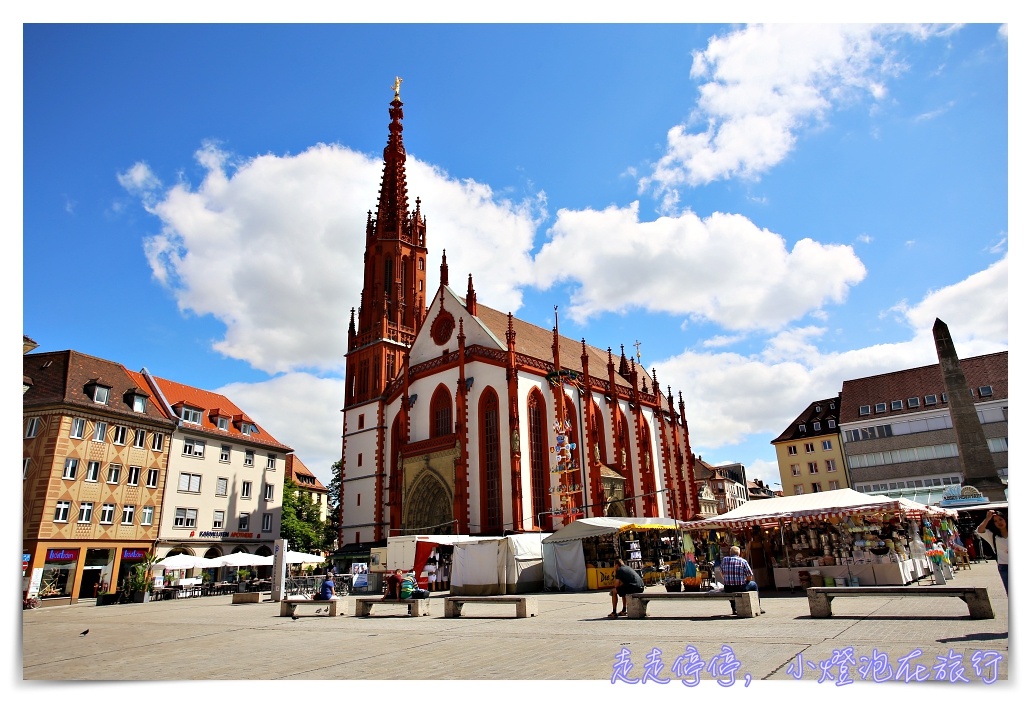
<box><xmin>127</xmin><ymin>563</ymin><xmax>153</xmax><ymax>603</ymax></box>
<box><xmin>237</xmin><ymin>569</ymin><xmax>251</xmax><ymax>592</ymax></box>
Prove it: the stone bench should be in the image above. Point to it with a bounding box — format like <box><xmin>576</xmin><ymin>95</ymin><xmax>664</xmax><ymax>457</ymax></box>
<box><xmin>444</xmin><ymin>595</ymin><xmax>538</xmax><ymax>618</ymax></box>
<box><xmin>279</xmin><ymin>597</ymin><xmax>338</xmax><ymax>617</ymax></box>
<box><xmin>354</xmin><ymin>596</ymin><xmax>430</xmax><ymax>617</ymax></box>
<box><xmin>627</xmin><ymin>591</ymin><xmax>761</xmax><ymax>618</ymax></box>
<box><xmin>807</xmin><ymin>586</ymin><xmax>993</xmax><ymax>619</ymax></box>
<box><xmin>232</xmin><ymin>592</ymin><xmax>261</xmax><ymax>604</ymax></box>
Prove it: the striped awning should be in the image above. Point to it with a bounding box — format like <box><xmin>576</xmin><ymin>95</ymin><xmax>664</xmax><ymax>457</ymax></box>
<box><xmin>681</xmin><ymin>489</ymin><xmax>904</xmax><ymax>530</ymax></box>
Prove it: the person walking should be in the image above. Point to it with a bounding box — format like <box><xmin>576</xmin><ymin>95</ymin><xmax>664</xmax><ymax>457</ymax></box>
<box><xmin>720</xmin><ymin>545</ymin><xmax>765</xmax><ymax>615</ymax></box>
<box><xmin>977</xmin><ymin>510</ymin><xmax>1008</xmax><ymax>595</ymax></box>
<box><xmin>608</xmin><ymin>559</ymin><xmax>644</xmax><ymax>618</ymax></box>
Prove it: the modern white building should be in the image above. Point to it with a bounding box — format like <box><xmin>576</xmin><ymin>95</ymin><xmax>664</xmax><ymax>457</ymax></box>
<box><xmin>838</xmin><ymin>351</ymin><xmax>1007</xmax><ymax>503</ymax></box>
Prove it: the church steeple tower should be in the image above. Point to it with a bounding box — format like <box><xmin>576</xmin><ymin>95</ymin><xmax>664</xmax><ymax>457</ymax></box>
<box><xmin>347</xmin><ymin>78</ymin><xmax>429</xmax><ymax>405</ymax></box>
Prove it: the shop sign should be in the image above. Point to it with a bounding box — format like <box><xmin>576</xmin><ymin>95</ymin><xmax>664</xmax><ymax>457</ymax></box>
<box><xmin>46</xmin><ymin>548</ymin><xmax>79</xmax><ymax>562</ymax></box>
<box><xmin>192</xmin><ymin>531</ymin><xmax>255</xmax><ymax>538</ymax></box>
<box><xmin>121</xmin><ymin>548</ymin><xmax>149</xmax><ymax>561</ymax></box>
<box><xmin>23</xmin><ymin>553</ymin><xmax>30</xmax><ymax>572</ymax></box>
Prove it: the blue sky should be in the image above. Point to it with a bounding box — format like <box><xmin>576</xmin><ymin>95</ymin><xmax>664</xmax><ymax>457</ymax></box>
<box><xmin>18</xmin><ymin>18</ymin><xmax>1011</xmax><ymax>491</ymax></box>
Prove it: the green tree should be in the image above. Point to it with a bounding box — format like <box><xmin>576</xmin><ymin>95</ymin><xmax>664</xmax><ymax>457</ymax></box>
<box><xmin>280</xmin><ymin>478</ymin><xmax>320</xmax><ymax>552</ymax></box>
<box><xmin>325</xmin><ymin>460</ymin><xmax>342</xmax><ymax>551</ymax></box>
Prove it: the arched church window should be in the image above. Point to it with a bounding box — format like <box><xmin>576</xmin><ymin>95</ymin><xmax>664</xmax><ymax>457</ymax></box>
<box><xmin>430</xmin><ymin>385</ymin><xmax>453</xmax><ymax>438</ymax></box>
<box><xmin>479</xmin><ymin>389</ymin><xmax>502</xmax><ymax>533</ymax></box>
<box><xmin>527</xmin><ymin>390</ymin><xmax>548</xmax><ymax>525</ymax></box>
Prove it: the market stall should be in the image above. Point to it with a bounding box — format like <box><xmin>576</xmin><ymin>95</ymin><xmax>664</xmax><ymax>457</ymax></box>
<box><xmin>449</xmin><ymin>533</ymin><xmax>549</xmax><ymax>595</ymax></box>
<box><xmin>541</xmin><ymin>517</ymin><xmax>686</xmax><ymax>591</ymax></box>
<box><xmin>683</xmin><ymin>489</ymin><xmax>957</xmax><ymax>590</ymax></box>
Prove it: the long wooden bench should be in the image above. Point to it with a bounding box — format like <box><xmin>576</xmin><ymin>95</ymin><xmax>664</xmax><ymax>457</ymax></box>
<box><xmin>626</xmin><ymin>590</ymin><xmax>761</xmax><ymax>618</ymax></box>
<box><xmin>279</xmin><ymin>597</ymin><xmax>338</xmax><ymax>617</ymax></box>
<box><xmin>444</xmin><ymin>595</ymin><xmax>538</xmax><ymax>618</ymax></box>
<box><xmin>232</xmin><ymin>592</ymin><xmax>261</xmax><ymax>604</ymax></box>
<box><xmin>354</xmin><ymin>596</ymin><xmax>430</xmax><ymax>617</ymax></box>
<box><xmin>807</xmin><ymin>586</ymin><xmax>993</xmax><ymax>619</ymax></box>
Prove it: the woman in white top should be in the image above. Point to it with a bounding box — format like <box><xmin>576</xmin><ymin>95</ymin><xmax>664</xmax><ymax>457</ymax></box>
<box><xmin>425</xmin><ymin>559</ymin><xmax>437</xmax><ymax>592</ymax></box>
<box><xmin>977</xmin><ymin>510</ymin><xmax>1008</xmax><ymax>595</ymax></box>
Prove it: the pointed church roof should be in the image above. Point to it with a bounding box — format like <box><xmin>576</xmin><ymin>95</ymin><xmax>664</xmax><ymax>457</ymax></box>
<box><xmin>373</xmin><ymin>86</ymin><xmax>410</xmax><ymax>238</ymax></box>
<box><xmin>470</xmin><ymin>299</ymin><xmax>641</xmax><ymax>392</ymax></box>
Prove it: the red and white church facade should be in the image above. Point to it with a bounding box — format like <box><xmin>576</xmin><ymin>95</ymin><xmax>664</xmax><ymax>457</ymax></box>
<box><xmin>339</xmin><ymin>83</ymin><xmax>699</xmax><ymax>546</ymax></box>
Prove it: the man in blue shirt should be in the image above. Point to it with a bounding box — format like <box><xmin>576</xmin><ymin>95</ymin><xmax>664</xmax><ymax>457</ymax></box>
<box><xmin>720</xmin><ymin>546</ymin><xmax>764</xmax><ymax>615</ymax></box>
<box><xmin>314</xmin><ymin>574</ymin><xmax>335</xmax><ymax>600</ymax></box>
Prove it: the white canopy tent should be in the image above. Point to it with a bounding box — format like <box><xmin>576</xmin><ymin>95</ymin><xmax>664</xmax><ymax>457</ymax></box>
<box><xmin>682</xmin><ymin>489</ymin><xmax>904</xmax><ymax>530</ymax></box>
<box><xmin>214</xmin><ymin>552</ymin><xmax>272</xmax><ymax>567</ymax></box>
<box><xmin>283</xmin><ymin>551</ymin><xmax>324</xmax><ymax>565</ymax></box>
<box><xmin>449</xmin><ymin>533</ymin><xmax>549</xmax><ymax>595</ymax></box>
<box><xmin>153</xmin><ymin>554</ymin><xmax>222</xmax><ymax>570</ymax></box>
<box><xmin>541</xmin><ymin>517</ymin><xmax>683</xmax><ymax>591</ymax></box>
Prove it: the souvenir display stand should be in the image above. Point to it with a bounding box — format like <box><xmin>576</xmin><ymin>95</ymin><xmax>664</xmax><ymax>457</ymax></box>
<box><xmin>682</xmin><ymin>489</ymin><xmax>958</xmax><ymax>591</ymax></box>
<box><xmin>541</xmin><ymin>517</ymin><xmax>687</xmax><ymax>591</ymax></box>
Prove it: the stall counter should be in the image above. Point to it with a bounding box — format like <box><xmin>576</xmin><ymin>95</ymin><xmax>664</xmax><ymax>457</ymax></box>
<box><xmin>773</xmin><ymin>559</ymin><xmax>924</xmax><ymax>589</ymax></box>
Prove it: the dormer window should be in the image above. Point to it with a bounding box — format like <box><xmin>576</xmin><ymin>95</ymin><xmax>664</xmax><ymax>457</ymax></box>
<box><xmin>827</xmin><ymin>419</ymin><xmax>836</xmax><ymax>429</ymax></box>
<box><xmin>875</xmin><ymin>402</ymin><xmax>887</xmax><ymax>413</ymax></box>
<box><xmin>859</xmin><ymin>405</ymin><xmax>870</xmax><ymax>416</ymax></box>
<box><xmin>241</xmin><ymin>423</ymin><xmax>252</xmax><ymax>436</ymax></box>
<box><xmin>217</xmin><ymin>417</ymin><xmax>229</xmax><ymax>431</ymax></box>
<box><xmin>907</xmin><ymin>397</ymin><xmax>920</xmax><ymax>408</ymax></box>
<box><xmin>891</xmin><ymin>400</ymin><xmax>903</xmax><ymax>411</ymax></box>
<box><xmin>815</xmin><ymin>405</ymin><xmax>822</xmax><ymax>413</ymax></box>
<box><xmin>813</xmin><ymin>421</ymin><xmax>821</xmax><ymax>431</ymax></box>
<box><xmin>924</xmin><ymin>394</ymin><xmax>937</xmax><ymax>406</ymax></box>
<box><xmin>180</xmin><ymin>406</ymin><xmax>203</xmax><ymax>424</ymax></box>
<box><xmin>829</xmin><ymin>402</ymin><xmax>835</xmax><ymax>409</ymax></box>
<box><xmin>798</xmin><ymin>424</ymin><xmax>806</xmax><ymax>433</ymax></box>
<box><xmin>86</xmin><ymin>380</ymin><xmax>111</xmax><ymax>405</ymax></box>
<box><xmin>978</xmin><ymin>386</ymin><xmax>993</xmax><ymax>398</ymax></box>
<box><xmin>124</xmin><ymin>387</ymin><xmax>150</xmax><ymax>413</ymax></box>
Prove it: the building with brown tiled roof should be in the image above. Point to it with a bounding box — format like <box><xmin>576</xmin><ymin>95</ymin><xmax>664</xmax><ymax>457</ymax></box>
<box><xmin>22</xmin><ymin>350</ymin><xmax>176</xmax><ymax>604</ymax></box>
<box><xmin>144</xmin><ymin>374</ymin><xmax>293</xmax><ymax>564</ymax></box>
<box><xmin>838</xmin><ymin>351</ymin><xmax>1007</xmax><ymax>502</ymax></box>
<box><xmin>771</xmin><ymin>397</ymin><xmax>850</xmax><ymax>497</ymax></box>
<box><xmin>339</xmin><ymin>88</ymin><xmax>698</xmax><ymax>547</ymax></box>
<box><xmin>286</xmin><ymin>454</ymin><xmax>329</xmax><ymax>524</ymax></box>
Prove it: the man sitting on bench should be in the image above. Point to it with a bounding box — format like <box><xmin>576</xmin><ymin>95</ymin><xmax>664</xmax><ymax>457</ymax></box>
<box><xmin>609</xmin><ymin>559</ymin><xmax>644</xmax><ymax>618</ymax></box>
<box><xmin>720</xmin><ymin>546</ymin><xmax>765</xmax><ymax>615</ymax></box>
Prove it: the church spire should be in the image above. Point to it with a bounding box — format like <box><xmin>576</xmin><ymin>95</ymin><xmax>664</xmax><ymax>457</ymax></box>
<box><xmin>374</xmin><ymin>77</ymin><xmax>410</xmax><ymax>238</ymax></box>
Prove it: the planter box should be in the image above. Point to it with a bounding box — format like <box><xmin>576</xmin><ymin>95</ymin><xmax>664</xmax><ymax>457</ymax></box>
<box><xmin>131</xmin><ymin>591</ymin><xmax>151</xmax><ymax>604</ymax></box>
<box><xmin>232</xmin><ymin>592</ymin><xmax>261</xmax><ymax>604</ymax></box>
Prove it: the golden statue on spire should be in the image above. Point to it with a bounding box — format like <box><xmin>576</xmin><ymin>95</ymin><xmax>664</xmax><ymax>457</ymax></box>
<box><xmin>392</xmin><ymin>76</ymin><xmax>403</xmax><ymax>99</ymax></box>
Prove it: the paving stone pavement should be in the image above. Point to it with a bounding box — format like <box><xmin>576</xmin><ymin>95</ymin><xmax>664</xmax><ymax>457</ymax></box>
<box><xmin>21</xmin><ymin>561</ymin><xmax>1009</xmax><ymax>687</ymax></box>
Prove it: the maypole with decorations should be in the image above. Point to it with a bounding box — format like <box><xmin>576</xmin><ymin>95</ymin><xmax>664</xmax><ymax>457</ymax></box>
<box><xmin>548</xmin><ymin>306</ymin><xmax>583</xmax><ymax>526</ymax></box>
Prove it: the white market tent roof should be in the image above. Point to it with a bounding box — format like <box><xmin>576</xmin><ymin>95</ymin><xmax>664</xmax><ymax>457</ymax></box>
<box><xmin>683</xmin><ymin>489</ymin><xmax>905</xmax><ymax>529</ymax></box>
<box><xmin>542</xmin><ymin>516</ymin><xmax>683</xmax><ymax>544</ymax></box>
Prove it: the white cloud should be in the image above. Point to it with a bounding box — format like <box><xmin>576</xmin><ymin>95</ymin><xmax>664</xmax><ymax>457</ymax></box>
<box><xmin>132</xmin><ymin>143</ymin><xmax>539</xmax><ymax>374</ymax></box>
<box><xmin>914</xmin><ymin>100</ymin><xmax>955</xmax><ymax>122</ymax></box>
<box><xmin>533</xmin><ymin>201</ymin><xmax>866</xmax><ymax>328</ymax></box>
<box><xmin>856</xmin><ymin>234</ymin><xmax>873</xmax><ymax>244</ymax></box>
<box><xmin>217</xmin><ymin>373</ymin><xmax>345</xmax><ymax>486</ymax></box>
<box><xmin>117</xmin><ymin>162</ymin><xmax>162</xmax><ymax>197</ymax></box>
<box><xmin>655</xmin><ymin>255</ymin><xmax>1007</xmax><ymax>458</ymax></box>
<box><xmin>893</xmin><ymin>254</ymin><xmax>1008</xmax><ymax>346</ymax></box>
<box><xmin>639</xmin><ymin>24</ymin><xmax>944</xmax><ymax>205</ymax></box>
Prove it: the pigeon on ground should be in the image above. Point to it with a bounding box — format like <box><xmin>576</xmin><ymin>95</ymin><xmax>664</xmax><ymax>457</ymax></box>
<box><xmin>315</xmin><ymin>607</ymin><xmax>324</xmax><ymax>614</ymax></box>
<box><xmin>291</xmin><ymin>614</ymin><xmax>299</xmax><ymax>620</ymax></box>
<box><xmin>79</xmin><ymin>629</ymin><xmax>89</xmax><ymax>636</ymax></box>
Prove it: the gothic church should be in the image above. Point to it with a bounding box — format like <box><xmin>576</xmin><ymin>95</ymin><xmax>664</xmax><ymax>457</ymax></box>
<box><xmin>339</xmin><ymin>83</ymin><xmax>698</xmax><ymax>545</ymax></box>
